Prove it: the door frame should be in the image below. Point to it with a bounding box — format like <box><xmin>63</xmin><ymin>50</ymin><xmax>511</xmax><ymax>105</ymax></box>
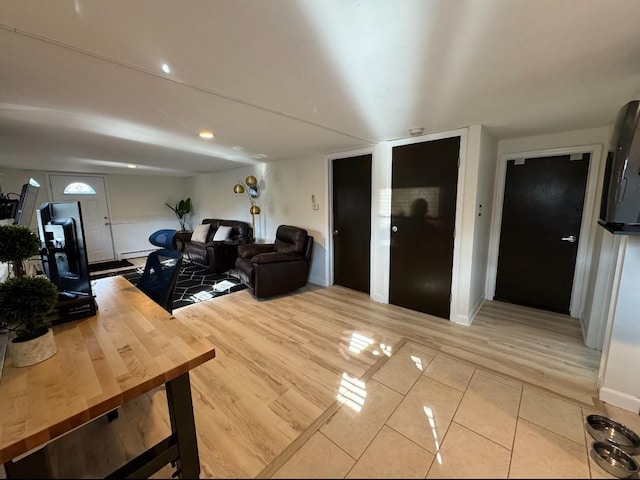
<box><xmin>45</xmin><ymin>172</ymin><xmax>116</xmax><ymax>263</ymax></box>
<box><xmin>485</xmin><ymin>144</ymin><xmax>603</xmax><ymax>318</ymax></box>
<box><xmin>386</xmin><ymin>128</ymin><xmax>468</xmax><ymax>321</ymax></box>
<box><xmin>327</xmin><ymin>147</ymin><xmax>375</xmax><ymax>288</ymax></box>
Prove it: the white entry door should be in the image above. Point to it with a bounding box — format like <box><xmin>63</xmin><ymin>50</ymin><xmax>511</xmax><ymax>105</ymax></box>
<box><xmin>48</xmin><ymin>174</ymin><xmax>115</xmax><ymax>263</ymax></box>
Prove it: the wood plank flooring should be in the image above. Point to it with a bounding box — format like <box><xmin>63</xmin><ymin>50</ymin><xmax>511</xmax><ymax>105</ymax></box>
<box><xmin>44</xmin><ymin>283</ymin><xmax>602</xmax><ymax>478</ymax></box>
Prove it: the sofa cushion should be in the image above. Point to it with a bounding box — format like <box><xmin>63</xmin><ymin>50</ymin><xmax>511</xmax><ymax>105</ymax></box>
<box><xmin>191</xmin><ymin>223</ymin><xmax>210</xmax><ymax>243</ymax></box>
<box><xmin>212</xmin><ymin>225</ymin><xmax>232</xmax><ymax>241</ymax></box>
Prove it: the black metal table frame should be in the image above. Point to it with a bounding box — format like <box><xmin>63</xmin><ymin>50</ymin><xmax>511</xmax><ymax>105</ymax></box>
<box><xmin>5</xmin><ymin>372</ymin><xmax>200</xmax><ymax>479</ymax></box>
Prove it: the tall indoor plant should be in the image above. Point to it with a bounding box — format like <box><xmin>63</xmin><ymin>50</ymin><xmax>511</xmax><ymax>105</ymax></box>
<box><xmin>0</xmin><ymin>224</ymin><xmax>60</xmax><ymax>367</ymax></box>
<box><xmin>165</xmin><ymin>197</ymin><xmax>192</xmax><ymax>231</ymax></box>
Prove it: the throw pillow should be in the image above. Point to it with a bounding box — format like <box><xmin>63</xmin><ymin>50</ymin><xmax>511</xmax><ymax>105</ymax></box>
<box><xmin>212</xmin><ymin>225</ymin><xmax>232</xmax><ymax>241</ymax></box>
<box><xmin>191</xmin><ymin>224</ymin><xmax>210</xmax><ymax>243</ymax></box>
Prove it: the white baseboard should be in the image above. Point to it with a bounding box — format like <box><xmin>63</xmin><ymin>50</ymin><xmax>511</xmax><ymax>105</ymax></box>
<box><xmin>599</xmin><ymin>387</ymin><xmax>640</xmax><ymax>413</ymax></box>
<box><xmin>308</xmin><ymin>274</ymin><xmax>328</xmax><ymax>287</ymax></box>
<box><xmin>370</xmin><ymin>293</ymin><xmax>387</xmax><ymax>303</ymax></box>
<box><xmin>451</xmin><ymin>314</ymin><xmax>471</xmax><ymax>326</ymax></box>
<box><xmin>469</xmin><ymin>297</ymin><xmax>485</xmax><ymax>325</ymax></box>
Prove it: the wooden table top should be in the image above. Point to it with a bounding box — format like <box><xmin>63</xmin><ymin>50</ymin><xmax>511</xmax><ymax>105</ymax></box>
<box><xmin>0</xmin><ymin>275</ymin><xmax>216</xmax><ymax>464</ymax></box>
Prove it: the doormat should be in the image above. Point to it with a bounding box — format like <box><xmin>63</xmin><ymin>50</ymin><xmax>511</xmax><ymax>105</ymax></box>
<box><xmin>121</xmin><ymin>262</ymin><xmax>247</xmax><ymax>310</ymax></box>
<box><xmin>88</xmin><ymin>259</ymin><xmax>134</xmax><ymax>273</ymax></box>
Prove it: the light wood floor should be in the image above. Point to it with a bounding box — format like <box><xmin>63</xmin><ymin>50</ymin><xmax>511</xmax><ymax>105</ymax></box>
<box><xmin>45</xmin><ymin>283</ymin><xmax>603</xmax><ymax>478</ymax></box>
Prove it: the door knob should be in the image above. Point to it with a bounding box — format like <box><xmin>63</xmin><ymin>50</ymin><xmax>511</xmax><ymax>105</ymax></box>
<box><xmin>333</xmin><ymin>229</ymin><xmax>339</xmax><ymax>235</ymax></box>
<box><xmin>561</xmin><ymin>235</ymin><xmax>576</xmax><ymax>243</ymax></box>
<box><xmin>391</xmin><ymin>225</ymin><xmax>398</xmax><ymax>233</ymax></box>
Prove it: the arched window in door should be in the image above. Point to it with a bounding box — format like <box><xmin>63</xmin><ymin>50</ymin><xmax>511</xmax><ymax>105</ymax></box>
<box><xmin>63</xmin><ymin>182</ymin><xmax>97</xmax><ymax>195</ymax></box>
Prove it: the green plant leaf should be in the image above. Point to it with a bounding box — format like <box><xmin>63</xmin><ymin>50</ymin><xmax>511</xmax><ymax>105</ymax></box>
<box><xmin>0</xmin><ymin>275</ymin><xmax>58</xmax><ymax>340</ymax></box>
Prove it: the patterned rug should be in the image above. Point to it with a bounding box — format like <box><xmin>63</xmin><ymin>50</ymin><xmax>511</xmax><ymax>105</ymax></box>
<box><xmin>117</xmin><ymin>261</ymin><xmax>247</xmax><ymax>310</ymax></box>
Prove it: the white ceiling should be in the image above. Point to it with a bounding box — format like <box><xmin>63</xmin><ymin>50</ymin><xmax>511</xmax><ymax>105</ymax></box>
<box><xmin>1</xmin><ymin>0</ymin><xmax>640</xmax><ymax>177</ymax></box>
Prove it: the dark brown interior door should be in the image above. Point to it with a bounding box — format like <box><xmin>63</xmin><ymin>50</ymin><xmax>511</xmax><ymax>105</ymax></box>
<box><xmin>390</xmin><ymin>137</ymin><xmax>460</xmax><ymax>319</ymax></box>
<box><xmin>495</xmin><ymin>154</ymin><xmax>590</xmax><ymax>313</ymax></box>
<box><xmin>332</xmin><ymin>154</ymin><xmax>372</xmax><ymax>293</ymax></box>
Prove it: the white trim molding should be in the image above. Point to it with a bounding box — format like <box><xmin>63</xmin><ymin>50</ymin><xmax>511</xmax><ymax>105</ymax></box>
<box><xmin>326</xmin><ymin>146</ymin><xmax>376</xmax><ymax>292</ymax></box>
<box><xmin>485</xmin><ymin>144</ymin><xmax>603</xmax><ymax>318</ymax></box>
<box><xmin>599</xmin><ymin>387</ymin><xmax>640</xmax><ymax>414</ymax></box>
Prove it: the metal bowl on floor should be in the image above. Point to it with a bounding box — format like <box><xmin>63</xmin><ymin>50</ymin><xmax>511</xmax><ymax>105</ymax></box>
<box><xmin>586</xmin><ymin>414</ymin><xmax>640</xmax><ymax>456</ymax></box>
<box><xmin>591</xmin><ymin>441</ymin><xmax>640</xmax><ymax>479</ymax></box>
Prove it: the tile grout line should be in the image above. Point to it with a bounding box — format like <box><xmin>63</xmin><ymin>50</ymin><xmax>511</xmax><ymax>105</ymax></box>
<box><xmin>255</xmin><ymin>337</ymin><xmax>409</xmax><ymax>479</ymax></box>
<box><xmin>422</xmin><ymin>362</ymin><xmax>477</xmax><ymax>478</ymax></box>
<box><xmin>339</xmin><ymin>343</ymin><xmax>443</xmax><ymax>478</ymax></box>
<box><xmin>507</xmin><ymin>378</ymin><xmax>525</xmax><ymax>478</ymax></box>
<box><xmin>259</xmin><ymin>335</ymin><xmax>603</xmax><ymax>479</ymax></box>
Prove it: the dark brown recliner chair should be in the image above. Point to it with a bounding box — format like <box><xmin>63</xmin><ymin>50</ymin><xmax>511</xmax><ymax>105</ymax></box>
<box><xmin>179</xmin><ymin>219</ymin><xmax>253</xmax><ymax>273</ymax></box>
<box><xmin>235</xmin><ymin>225</ymin><xmax>314</xmax><ymax>299</ymax></box>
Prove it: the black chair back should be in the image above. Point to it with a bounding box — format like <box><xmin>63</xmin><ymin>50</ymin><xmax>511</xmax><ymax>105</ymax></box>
<box><xmin>137</xmin><ymin>249</ymin><xmax>183</xmax><ymax>313</ymax></box>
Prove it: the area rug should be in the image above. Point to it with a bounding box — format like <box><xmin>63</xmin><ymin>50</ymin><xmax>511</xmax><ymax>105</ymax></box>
<box><xmin>120</xmin><ymin>262</ymin><xmax>247</xmax><ymax>310</ymax></box>
<box><xmin>88</xmin><ymin>259</ymin><xmax>134</xmax><ymax>272</ymax></box>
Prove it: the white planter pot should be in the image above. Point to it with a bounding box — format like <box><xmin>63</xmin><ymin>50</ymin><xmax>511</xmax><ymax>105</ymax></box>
<box><xmin>8</xmin><ymin>328</ymin><xmax>57</xmax><ymax>367</ymax></box>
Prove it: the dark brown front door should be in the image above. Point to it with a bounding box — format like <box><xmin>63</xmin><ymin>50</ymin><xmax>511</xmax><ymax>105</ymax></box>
<box><xmin>495</xmin><ymin>154</ymin><xmax>590</xmax><ymax>313</ymax></box>
<box><xmin>390</xmin><ymin>137</ymin><xmax>460</xmax><ymax>319</ymax></box>
<box><xmin>332</xmin><ymin>154</ymin><xmax>372</xmax><ymax>293</ymax></box>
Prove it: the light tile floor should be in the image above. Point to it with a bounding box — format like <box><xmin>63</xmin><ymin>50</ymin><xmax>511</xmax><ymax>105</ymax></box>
<box><xmin>269</xmin><ymin>339</ymin><xmax>640</xmax><ymax>479</ymax></box>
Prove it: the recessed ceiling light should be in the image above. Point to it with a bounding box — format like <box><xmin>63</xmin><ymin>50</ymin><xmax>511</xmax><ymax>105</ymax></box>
<box><xmin>127</xmin><ymin>164</ymin><xmax>137</xmax><ymax>168</ymax></box>
<box><xmin>161</xmin><ymin>63</ymin><xmax>171</xmax><ymax>74</ymax></box>
<box><xmin>198</xmin><ymin>130</ymin><xmax>214</xmax><ymax>140</ymax></box>
<box><xmin>409</xmin><ymin>128</ymin><xmax>424</xmax><ymax>136</ymax></box>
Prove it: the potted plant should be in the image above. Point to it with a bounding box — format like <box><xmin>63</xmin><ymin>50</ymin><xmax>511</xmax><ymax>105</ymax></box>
<box><xmin>0</xmin><ymin>224</ymin><xmax>42</xmax><ymax>277</ymax></box>
<box><xmin>165</xmin><ymin>197</ymin><xmax>192</xmax><ymax>231</ymax></box>
<box><xmin>0</xmin><ymin>224</ymin><xmax>59</xmax><ymax>366</ymax></box>
<box><xmin>0</xmin><ymin>275</ymin><xmax>59</xmax><ymax>367</ymax></box>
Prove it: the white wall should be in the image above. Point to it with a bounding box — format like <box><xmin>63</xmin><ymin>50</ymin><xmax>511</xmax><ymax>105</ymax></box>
<box><xmin>0</xmin><ymin>167</ymin><xmax>190</xmax><ymax>258</ymax></box>
<box><xmin>583</xmin><ymin>230</ymin><xmax>621</xmax><ymax>350</ymax></box>
<box><xmin>444</xmin><ymin>125</ymin><xmax>497</xmax><ymax>325</ymax></box>
<box><xmin>370</xmin><ymin>142</ymin><xmax>392</xmax><ymax>303</ymax></box>
<box><xmin>498</xmin><ymin>127</ymin><xmax>610</xmax><ymax>157</ymax></box>
<box><xmin>191</xmin><ymin>155</ymin><xmax>329</xmax><ymax>286</ymax></box>
<box><xmin>599</xmin><ymin>236</ymin><xmax>640</xmax><ymax>413</ymax></box>
<box><xmin>105</xmin><ymin>174</ymin><xmax>191</xmax><ymax>257</ymax></box>
<box><xmin>469</xmin><ymin>127</ymin><xmax>498</xmax><ymax>320</ymax></box>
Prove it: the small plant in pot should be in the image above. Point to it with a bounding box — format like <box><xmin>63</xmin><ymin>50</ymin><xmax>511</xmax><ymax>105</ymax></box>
<box><xmin>0</xmin><ymin>224</ymin><xmax>42</xmax><ymax>277</ymax></box>
<box><xmin>165</xmin><ymin>197</ymin><xmax>192</xmax><ymax>231</ymax></box>
<box><xmin>0</xmin><ymin>275</ymin><xmax>59</xmax><ymax>367</ymax></box>
<box><xmin>0</xmin><ymin>225</ymin><xmax>59</xmax><ymax>367</ymax></box>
